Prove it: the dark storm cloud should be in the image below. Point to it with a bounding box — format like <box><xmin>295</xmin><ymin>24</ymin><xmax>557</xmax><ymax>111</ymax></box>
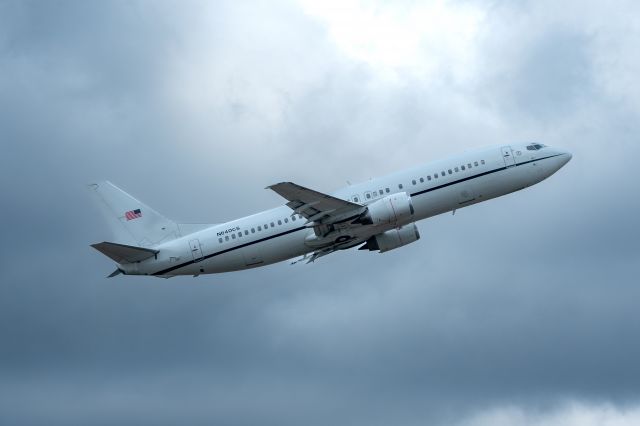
<box><xmin>508</xmin><ymin>31</ymin><xmax>594</xmax><ymax>120</ymax></box>
<box><xmin>2</xmin><ymin>0</ymin><xmax>640</xmax><ymax>425</ymax></box>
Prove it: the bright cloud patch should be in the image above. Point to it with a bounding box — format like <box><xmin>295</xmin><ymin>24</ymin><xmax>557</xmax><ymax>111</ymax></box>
<box><xmin>300</xmin><ymin>0</ymin><xmax>484</xmax><ymax>83</ymax></box>
<box><xmin>459</xmin><ymin>402</ymin><xmax>640</xmax><ymax>426</ymax></box>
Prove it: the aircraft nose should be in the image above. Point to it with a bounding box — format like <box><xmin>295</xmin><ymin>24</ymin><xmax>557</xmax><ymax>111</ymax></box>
<box><xmin>559</xmin><ymin>149</ymin><xmax>572</xmax><ymax>166</ymax></box>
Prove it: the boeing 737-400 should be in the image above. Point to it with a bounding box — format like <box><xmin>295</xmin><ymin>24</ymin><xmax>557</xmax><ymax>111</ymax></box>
<box><xmin>90</xmin><ymin>143</ymin><xmax>571</xmax><ymax>277</ymax></box>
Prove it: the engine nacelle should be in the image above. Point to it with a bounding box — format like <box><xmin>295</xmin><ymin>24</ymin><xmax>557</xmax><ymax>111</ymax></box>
<box><xmin>360</xmin><ymin>192</ymin><xmax>414</xmax><ymax>227</ymax></box>
<box><xmin>360</xmin><ymin>223</ymin><xmax>421</xmax><ymax>253</ymax></box>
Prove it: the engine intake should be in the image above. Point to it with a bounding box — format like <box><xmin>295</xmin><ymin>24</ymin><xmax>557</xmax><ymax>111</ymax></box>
<box><xmin>359</xmin><ymin>192</ymin><xmax>414</xmax><ymax>227</ymax></box>
<box><xmin>359</xmin><ymin>223</ymin><xmax>421</xmax><ymax>253</ymax></box>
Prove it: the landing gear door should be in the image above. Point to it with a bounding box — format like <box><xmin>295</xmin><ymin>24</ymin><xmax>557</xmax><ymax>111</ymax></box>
<box><xmin>242</xmin><ymin>247</ymin><xmax>264</xmax><ymax>267</ymax></box>
<box><xmin>501</xmin><ymin>146</ymin><xmax>516</xmax><ymax>167</ymax></box>
<box><xmin>189</xmin><ymin>239</ymin><xmax>203</xmax><ymax>262</ymax></box>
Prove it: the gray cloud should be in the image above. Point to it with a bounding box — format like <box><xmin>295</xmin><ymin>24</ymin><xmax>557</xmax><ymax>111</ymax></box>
<box><xmin>1</xmin><ymin>0</ymin><xmax>640</xmax><ymax>425</ymax></box>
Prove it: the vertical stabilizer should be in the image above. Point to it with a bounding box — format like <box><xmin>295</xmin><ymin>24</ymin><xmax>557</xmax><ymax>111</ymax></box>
<box><xmin>89</xmin><ymin>181</ymin><xmax>180</xmax><ymax>247</ymax></box>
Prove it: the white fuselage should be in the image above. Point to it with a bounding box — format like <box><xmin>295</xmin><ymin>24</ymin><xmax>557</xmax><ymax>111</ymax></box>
<box><xmin>118</xmin><ymin>143</ymin><xmax>571</xmax><ymax>277</ymax></box>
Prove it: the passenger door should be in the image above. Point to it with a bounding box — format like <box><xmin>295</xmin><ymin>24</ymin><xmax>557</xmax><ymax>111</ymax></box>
<box><xmin>189</xmin><ymin>239</ymin><xmax>203</xmax><ymax>262</ymax></box>
<box><xmin>501</xmin><ymin>146</ymin><xmax>516</xmax><ymax>167</ymax></box>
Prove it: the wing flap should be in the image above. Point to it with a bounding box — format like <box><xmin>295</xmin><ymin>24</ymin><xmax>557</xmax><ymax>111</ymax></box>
<box><xmin>91</xmin><ymin>241</ymin><xmax>159</xmax><ymax>264</ymax></box>
<box><xmin>291</xmin><ymin>236</ymin><xmax>365</xmax><ymax>264</ymax></box>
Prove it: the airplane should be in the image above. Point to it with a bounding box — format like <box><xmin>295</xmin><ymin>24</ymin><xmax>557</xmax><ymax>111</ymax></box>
<box><xmin>90</xmin><ymin>143</ymin><xmax>571</xmax><ymax>278</ymax></box>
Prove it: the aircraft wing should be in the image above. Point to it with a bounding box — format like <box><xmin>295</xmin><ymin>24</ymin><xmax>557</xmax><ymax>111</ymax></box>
<box><xmin>267</xmin><ymin>182</ymin><xmax>365</xmax><ymax>224</ymax></box>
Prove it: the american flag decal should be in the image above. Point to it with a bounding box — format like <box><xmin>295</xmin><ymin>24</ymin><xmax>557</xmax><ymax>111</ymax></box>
<box><xmin>125</xmin><ymin>209</ymin><xmax>142</xmax><ymax>221</ymax></box>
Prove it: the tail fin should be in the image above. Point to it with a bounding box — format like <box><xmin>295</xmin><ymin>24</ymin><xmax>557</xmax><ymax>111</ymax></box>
<box><xmin>89</xmin><ymin>181</ymin><xmax>180</xmax><ymax>247</ymax></box>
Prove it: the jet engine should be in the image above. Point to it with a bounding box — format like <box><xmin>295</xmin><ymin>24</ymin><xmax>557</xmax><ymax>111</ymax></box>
<box><xmin>358</xmin><ymin>192</ymin><xmax>414</xmax><ymax>227</ymax></box>
<box><xmin>359</xmin><ymin>223</ymin><xmax>420</xmax><ymax>253</ymax></box>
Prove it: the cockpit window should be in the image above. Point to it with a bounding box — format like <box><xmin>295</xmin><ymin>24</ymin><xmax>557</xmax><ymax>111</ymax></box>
<box><xmin>526</xmin><ymin>143</ymin><xmax>546</xmax><ymax>151</ymax></box>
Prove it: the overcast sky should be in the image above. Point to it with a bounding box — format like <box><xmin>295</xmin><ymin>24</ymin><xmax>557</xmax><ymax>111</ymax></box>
<box><xmin>1</xmin><ymin>0</ymin><xmax>640</xmax><ymax>425</ymax></box>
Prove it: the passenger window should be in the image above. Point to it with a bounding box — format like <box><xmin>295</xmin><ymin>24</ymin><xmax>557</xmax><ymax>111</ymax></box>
<box><xmin>419</xmin><ymin>178</ymin><xmax>424</xmax><ymax>183</ymax></box>
<box><xmin>244</xmin><ymin>230</ymin><xmax>249</xmax><ymax>236</ymax></box>
<box><xmin>386</xmin><ymin>188</ymin><xmax>390</xmax><ymax>193</ymax></box>
<box><xmin>278</xmin><ymin>220</ymin><xmax>282</xmax><ymax>225</ymax></box>
<box><xmin>461</xmin><ymin>165</ymin><xmax>465</xmax><ymax>170</ymax></box>
<box><xmin>257</xmin><ymin>226</ymin><xmax>262</xmax><ymax>231</ymax></box>
<box><xmin>232</xmin><ymin>234</ymin><xmax>236</xmax><ymax>239</ymax></box>
<box><xmin>434</xmin><ymin>174</ymin><xmax>438</xmax><ymax>179</ymax></box>
<box><xmin>251</xmin><ymin>228</ymin><xmax>255</xmax><ymax>233</ymax></box>
<box><xmin>271</xmin><ymin>222</ymin><xmax>275</xmax><ymax>227</ymax></box>
<box><xmin>455</xmin><ymin>167</ymin><xmax>459</xmax><ymax>172</ymax></box>
<box><xmin>448</xmin><ymin>169</ymin><xmax>452</xmax><ymax>174</ymax></box>
<box><xmin>474</xmin><ymin>161</ymin><xmax>478</xmax><ymax>166</ymax></box>
<box><xmin>366</xmin><ymin>193</ymin><xmax>371</xmax><ymax>199</ymax></box>
<box><xmin>218</xmin><ymin>238</ymin><xmax>223</xmax><ymax>243</ymax></box>
<box><xmin>468</xmin><ymin>163</ymin><xmax>472</xmax><ymax>168</ymax></box>
<box><xmin>399</xmin><ymin>184</ymin><xmax>403</xmax><ymax>189</ymax></box>
<box><xmin>292</xmin><ymin>216</ymin><xmax>296</xmax><ymax>221</ymax></box>
<box><xmin>225</xmin><ymin>236</ymin><xmax>229</xmax><ymax>241</ymax></box>
<box><xmin>481</xmin><ymin>160</ymin><xmax>485</xmax><ymax>164</ymax></box>
<box><xmin>238</xmin><ymin>232</ymin><xmax>242</xmax><ymax>237</ymax></box>
<box><xmin>354</xmin><ymin>197</ymin><xmax>359</xmax><ymax>202</ymax></box>
<box><xmin>427</xmin><ymin>176</ymin><xmax>431</xmax><ymax>181</ymax></box>
<box><xmin>441</xmin><ymin>171</ymin><xmax>445</xmax><ymax>177</ymax></box>
<box><xmin>379</xmin><ymin>189</ymin><xmax>383</xmax><ymax>194</ymax></box>
<box><xmin>412</xmin><ymin>179</ymin><xmax>416</xmax><ymax>185</ymax></box>
<box><xmin>284</xmin><ymin>218</ymin><xmax>288</xmax><ymax>223</ymax></box>
<box><xmin>265</xmin><ymin>224</ymin><xmax>268</xmax><ymax>229</ymax></box>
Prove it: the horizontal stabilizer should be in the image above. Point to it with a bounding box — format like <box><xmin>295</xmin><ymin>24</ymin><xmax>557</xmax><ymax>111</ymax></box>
<box><xmin>91</xmin><ymin>241</ymin><xmax>159</xmax><ymax>264</ymax></box>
